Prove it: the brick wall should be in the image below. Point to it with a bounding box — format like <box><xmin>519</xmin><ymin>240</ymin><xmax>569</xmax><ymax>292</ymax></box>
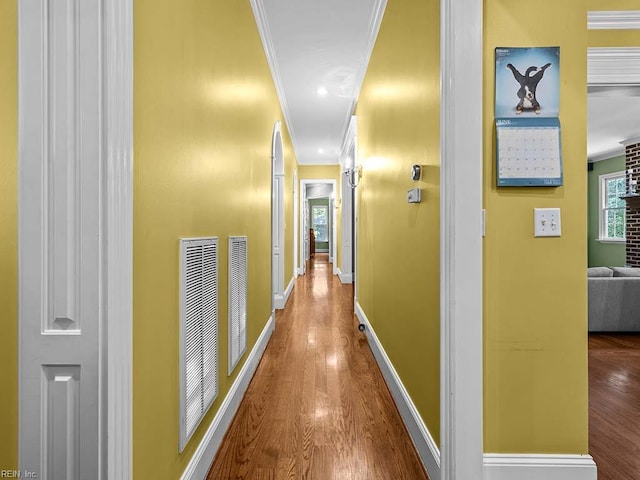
<box><xmin>626</xmin><ymin>141</ymin><xmax>640</xmax><ymax>266</ymax></box>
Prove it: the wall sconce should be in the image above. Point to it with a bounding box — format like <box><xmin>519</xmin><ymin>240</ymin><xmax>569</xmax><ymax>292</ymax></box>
<box><xmin>345</xmin><ymin>165</ymin><xmax>362</xmax><ymax>189</ymax></box>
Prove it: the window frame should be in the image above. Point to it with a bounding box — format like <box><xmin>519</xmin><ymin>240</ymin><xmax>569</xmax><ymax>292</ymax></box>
<box><xmin>311</xmin><ymin>205</ymin><xmax>329</xmax><ymax>242</ymax></box>
<box><xmin>599</xmin><ymin>170</ymin><xmax>627</xmax><ymax>243</ymax></box>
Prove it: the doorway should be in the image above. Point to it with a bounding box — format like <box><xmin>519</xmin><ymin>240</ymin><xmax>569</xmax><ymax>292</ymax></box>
<box><xmin>586</xmin><ymin>42</ymin><xmax>640</xmax><ymax>478</ymax></box>
<box><xmin>272</xmin><ymin>121</ymin><xmax>286</xmax><ymax>310</ymax></box>
<box><xmin>299</xmin><ymin>179</ymin><xmax>337</xmax><ymax>276</ymax></box>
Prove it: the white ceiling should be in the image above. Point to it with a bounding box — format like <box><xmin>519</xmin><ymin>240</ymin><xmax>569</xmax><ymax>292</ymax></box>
<box><xmin>256</xmin><ymin>0</ymin><xmax>385</xmax><ymax>165</ymax></box>
<box><xmin>255</xmin><ymin>4</ymin><xmax>639</xmax><ymax>165</ymax></box>
<box><xmin>588</xmin><ymin>86</ymin><xmax>640</xmax><ymax>161</ymax></box>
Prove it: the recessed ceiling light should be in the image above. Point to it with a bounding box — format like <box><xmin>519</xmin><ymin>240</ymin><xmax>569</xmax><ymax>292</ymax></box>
<box><xmin>317</xmin><ymin>86</ymin><xmax>328</xmax><ymax>96</ymax></box>
<box><xmin>318</xmin><ymin>148</ymin><xmax>325</xmax><ymax>154</ymax></box>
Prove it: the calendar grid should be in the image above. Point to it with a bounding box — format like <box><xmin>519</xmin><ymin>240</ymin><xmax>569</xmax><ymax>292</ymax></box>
<box><xmin>496</xmin><ymin>118</ymin><xmax>563</xmax><ymax>186</ymax></box>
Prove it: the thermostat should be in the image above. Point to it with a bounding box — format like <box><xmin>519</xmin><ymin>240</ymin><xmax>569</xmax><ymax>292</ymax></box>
<box><xmin>411</xmin><ymin>164</ymin><xmax>422</xmax><ymax>181</ymax></box>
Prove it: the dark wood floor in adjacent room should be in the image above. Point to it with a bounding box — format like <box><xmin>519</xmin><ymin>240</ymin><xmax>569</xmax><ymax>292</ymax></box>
<box><xmin>208</xmin><ymin>254</ymin><xmax>428</xmax><ymax>480</ymax></box>
<box><xmin>589</xmin><ymin>334</ymin><xmax>640</xmax><ymax>480</ymax></box>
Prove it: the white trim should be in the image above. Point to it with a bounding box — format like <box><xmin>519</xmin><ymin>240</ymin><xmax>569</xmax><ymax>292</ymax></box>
<box><xmin>104</xmin><ymin>0</ymin><xmax>134</xmax><ymax>476</ymax></box>
<box><xmin>250</xmin><ymin>1</ymin><xmax>302</xmax><ymax>161</ymax></box>
<box><xmin>180</xmin><ymin>314</ymin><xmax>275</xmax><ymax>480</ymax></box>
<box><xmin>621</xmin><ymin>136</ymin><xmax>640</xmax><ymax>147</ymax></box>
<box><xmin>355</xmin><ymin>302</ymin><xmax>440</xmax><ymax>480</ymax></box>
<box><xmin>587</xmin><ymin>47</ymin><xmax>640</xmax><ymax>85</ymax></box>
<box><xmin>589</xmin><ymin>147</ymin><xmax>626</xmax><ymax>163</ymax></box>
<box><xmin>598</xmin><ymin>170</ymin><xmax>626</xmax><ymax>242</ymax></box>
<box><xmin>335</xmin><ymin>1</ymin><xmax>387</xmax><ymax>152</ymax></box>
<box><xmin>271</xmin><ymin>121</ymin><xmax>285</xmax><ymax>310</ymax></box>
<box><xmin>336</xmin><ymin>268</ymin><xmax>353</xmax><ymax>284</ymax></box>
<box><xmin>588</xmin><ymin>10</ymin><xmax>640</xmax><ymax>30</ymax></box>
<box><xmin>596</xmin><ymin>238</ymin><xmax>626</xmax><ymax>244</ymax></box>
<box><xmin>440</xmin><ymin>0</ymin><xmax>484</xmax><ymax>479</ymax></box>
<box><xmin>484</xmin><ymin>454</ymin><xmax>597</xmax><ymax>480</ymax></box>
<box><xmin>274</xmin><ymin>277</ymin><xmax>295</xmax><ymax>310</ymax></box>
<box><xmin>299</xmin><ymin>179</ymin><xmax>337</xmax><ymax>274</ymax></box>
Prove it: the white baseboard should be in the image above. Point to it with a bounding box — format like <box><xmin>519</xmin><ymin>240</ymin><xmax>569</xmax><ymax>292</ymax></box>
<box><xmin>355</xmin><ymin>302</ymin><xmax>441</xmax><ymax>480</ymax></box>
<box><xmin>336</xmin><ymin>268</ymin><xmax>353</xmax><ymax>284</ymax></box>
<box><xmin>275</xmin><ymin>277</ymin><xmax>295</xmax><ymax>310</ymax></box>
<box><xmin>180</xmin><ymin>314</ymin><xmax>275</xmax><ymax>480</ymax></box>
<box><xmin>484</xmin><ymin>454</ymin><xmax>597</xmax><ymax>480</ymax></box>
<box><xmin>296</xmin><ymin>267</ymin><xmax>304</xmax><ymax>276</ymax></box>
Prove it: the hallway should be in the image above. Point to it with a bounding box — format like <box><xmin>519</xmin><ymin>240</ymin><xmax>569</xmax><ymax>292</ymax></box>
<box><xmin>207</xmin><ymin>254</ymin><xmax>428</xmax><ymax>479</ymax></box>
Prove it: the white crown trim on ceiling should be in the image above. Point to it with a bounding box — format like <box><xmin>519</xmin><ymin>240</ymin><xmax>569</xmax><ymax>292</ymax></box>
<box><xmin>587</xmin><ymin>47</ymin><xmax>640</xmax><ymax>85</ymax></box>
<box><xmin>588</xmin><ymin>10</ymin><xmax>640</xmax><ymax>30</ymax></box>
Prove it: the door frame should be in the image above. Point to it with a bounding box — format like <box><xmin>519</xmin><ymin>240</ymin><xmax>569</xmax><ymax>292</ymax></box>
<box><xmin>104</xmin><ymin>0</ymin><xmax>134</xmax><ymax>475</ymax></box>
<box><xmin>299</xmin><ymin>179</ymin><xmax>337</xmax><ymax>274</ymax></box>
<box><xmin>17</xmin><ymin>0</ymin><xmax>133</xmax><ymax>477</ymax></box>
<box><xmin>339</xmin><ymin>116</ymin><xmax>357</xmax><ymax>286</ymax></box>
<box><xmin>439</xmin><ymin>0</ymin><xmax>484</xmax><ymax>478</ymax></box>
<box><xmin>271</xmin><ymin>121</ymin><xmax>286</xmax><ymax>310</ymax></box>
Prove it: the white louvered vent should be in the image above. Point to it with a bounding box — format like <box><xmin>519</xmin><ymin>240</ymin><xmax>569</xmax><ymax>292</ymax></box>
<box><xmin>228</xmin><ymin>236</ymin><xmax>248</xmax><ymax>375</ymax></box>
<box><xmin>179</xmin><ymin>237</ymin><xmax>218</xmax><ymax>452</ymax></box>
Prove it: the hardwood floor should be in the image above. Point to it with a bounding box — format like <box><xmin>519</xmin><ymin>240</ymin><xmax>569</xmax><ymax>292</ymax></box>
<box><xmin>589</xmin><ymin>334</ymin><xmax>640</xmax><ymax>480</ymax></box>
<box><xmin>208</xmin><ymin>254</ymin><xmax>428</xmax><ymax>480</ymax></box>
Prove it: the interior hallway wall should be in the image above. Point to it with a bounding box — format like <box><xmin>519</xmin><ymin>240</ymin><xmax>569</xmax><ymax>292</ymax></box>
<box><xmin>133</xmin><ymin>0</ymin><xmax>296</xmax><ymax>477</ymax></box>
<box><xmin>356</xmin><ymin>0</ymin><xmax>441</xmax><ymax>445</ymax></box>
<box><xmin>483</xmin><ymin>0</ymin><xmax>589</xmax><ymax>453</ymax></box>
<box><xmin>0</xmin><ymin>0</ymin><xmax>18</xmax><ymax>469</ymax></box>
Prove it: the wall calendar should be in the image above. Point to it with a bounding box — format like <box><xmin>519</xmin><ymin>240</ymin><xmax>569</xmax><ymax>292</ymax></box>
<box><xmin>496</xmin><ymin>117</ymin><xmax>562</xmax><ymax>186</ymax></box>
<box><xmin>495</xmin><ymin>46</ymin><xmax>562</xmax><ymax>187</ymax></box>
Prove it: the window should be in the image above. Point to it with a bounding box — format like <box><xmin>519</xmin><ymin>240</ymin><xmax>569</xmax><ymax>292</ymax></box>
<box><xmin>599</xmin><ymin>171</ymin><xmax>626</xmax><ymax>242</ymax></box>
<box><xmin>312</xmin><ymin>205</ymin><xmax>328</xmax><ymax>242</ymax></box>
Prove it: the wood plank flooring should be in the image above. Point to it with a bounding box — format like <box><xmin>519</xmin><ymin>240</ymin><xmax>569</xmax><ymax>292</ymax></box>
<box><xmin>208</xmin><ymin>254</ymin><xmax>428</xmax><ymax>480</ymax></box>
<box><xmin>589</xmin><ymin>334</ymin><xmax>640</xmax><ymax>480</ymax></box>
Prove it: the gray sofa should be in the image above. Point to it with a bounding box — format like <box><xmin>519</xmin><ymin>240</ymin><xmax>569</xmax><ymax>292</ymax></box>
<box><xmin>588</xmin><ymin>266</ymin><xmax>640</xmax><ymax>332</ymax></box>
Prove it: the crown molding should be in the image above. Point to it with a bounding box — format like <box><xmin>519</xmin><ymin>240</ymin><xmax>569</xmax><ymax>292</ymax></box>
<box><xmin>622</xmin><ymin>136</ymin><xmax>640</xmax><ymax>147</ymax></box>
<box><xmin>588</xmin><ymin>10</ymin><xmax>640</xmax><ymax>30</ymax></box>
<box><xmin>250</xmin><ymin>0</ymin><xmax>302</xmax><ymax>162</ymax></box>
<box><xmin>337</xmin><ymin>0</ymin><xmax>387</xmax><ymax>152</ymax></box>
<box><xmin>588</xmin><ymin>47</ymin><xmax>640</xmax><ymax>85</ymax></box>
<box><xmin>589</xmin><ymin>146</ymin><xmax>626</xmax><ymax>163</ymax></box>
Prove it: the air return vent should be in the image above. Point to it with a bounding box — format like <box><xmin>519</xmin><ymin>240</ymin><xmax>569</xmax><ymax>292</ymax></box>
<box><xmin>179</xmin><ymin>237</ymin><xmax>218</xmax><ymax>452</ymax></box>
<box><xmin>228</xmin><ymin>236</ymin><xmax>248</xmax><ymax>375</ymax></box>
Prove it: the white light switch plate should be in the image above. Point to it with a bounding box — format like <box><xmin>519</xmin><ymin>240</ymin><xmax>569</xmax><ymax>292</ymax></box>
<box><xmin>534</xmin><ymin>208</ymin><xmax>561</xmax><ymax>237</ymax></box>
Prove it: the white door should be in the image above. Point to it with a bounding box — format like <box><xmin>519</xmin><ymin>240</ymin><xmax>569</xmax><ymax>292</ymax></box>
<box><xmin>272</xmin><ymin>173</ymin><xmax>285</xmax><ymax>299</ymax></box>
<box><xmin>272</xmin><ymin>122</ymin><xmax>285</xmax><ymax>308</ymax></box>
<box><xmin>19</xmin><ymin>1</ymin><xmax>103</xmax><ymax>478</ymax></box>
<box><xmin>302</xmin><ymin>198</ymin><xmax>309</xmax><ymax>272</ymax></box>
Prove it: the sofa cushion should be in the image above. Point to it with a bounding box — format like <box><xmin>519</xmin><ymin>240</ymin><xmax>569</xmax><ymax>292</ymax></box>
<box><xmin>611</xmin><ymin>267</ymin><xmax>640</xmax><ymax>277</ymax></box>
<box><xmin>588</xmin><ymin>266</ymin><xmax>614</xmax><ymax>277</ymax></box>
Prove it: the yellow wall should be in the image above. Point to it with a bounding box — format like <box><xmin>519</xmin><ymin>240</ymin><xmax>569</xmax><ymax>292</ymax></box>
<box><xmin>355</xmin><ymin>0</ymin><xmax>441</xmax><ymax>444</ymax></box>
<box><xmin>0</xmin><ymin>0</ymin><xmax>17</xmax><ymax>469</ymax></box>
<box><xmin>483</xmin><ymin>1</ymin><xmax>589</xmax><ymax>453</ymax></box>
<box><xmin>297</xmin><ymin>164</ymin><xmax>340</xmax><ymax>180</ymax></box>
<box><xmin>133</xmin><ymin>1</ymin><xmax>294</xmax><ymax>477</ymax></box>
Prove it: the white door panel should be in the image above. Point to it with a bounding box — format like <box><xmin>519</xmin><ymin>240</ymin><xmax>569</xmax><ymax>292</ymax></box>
<box><xmin>272</xmin><ymin>174</ymin><xmax>284</xmax><ymax>296</ymax></box>
<box><xmin>19</xmin><ymin>0</ymin><xmax>102</xmax><ymax>477</ymax></box>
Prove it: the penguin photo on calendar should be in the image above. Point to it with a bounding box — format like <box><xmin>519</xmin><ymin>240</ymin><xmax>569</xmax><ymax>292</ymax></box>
<box><xmin>494</xmin><ymin>47</ymin><xmax>560</xmax><ymax>118</ymax></box>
